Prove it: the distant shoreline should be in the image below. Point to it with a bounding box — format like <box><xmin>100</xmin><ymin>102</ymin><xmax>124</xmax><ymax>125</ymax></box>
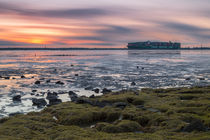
<box><xmin>0</xmin><ymin>48</ymin><xmax>210</xmax><ymax>50</ymax></box>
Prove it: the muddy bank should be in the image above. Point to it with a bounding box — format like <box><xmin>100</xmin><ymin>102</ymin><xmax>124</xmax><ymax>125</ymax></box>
<box><xmin>0</xmin><ymin>86</ymin><xmax>210</xmax><ymax>140</ymax></box>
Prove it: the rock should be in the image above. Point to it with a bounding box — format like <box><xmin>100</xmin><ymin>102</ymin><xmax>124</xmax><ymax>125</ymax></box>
<box><xmin>182</xmin><ymin>119</ymin><xmax>207</xmax><ymax>132</ymax></box>
<box><xmin>68</xmin><ymin>91</ymin><xmax>77</xmax><ymax>96</ymax></box>
<box><xmin>48</xmin><ymin>98</ymin><xmax>62</xmax><ymax>106</ymax></box>
<box><xmin>102</xmin><ymin>88</ymin><xmax>112</xmax><ymax>94</ymax></box>
<box><xmin>36</xmin><ymin>94</ymin><xmax>40</xmax><ymax>96</ymax></box>
<box><xmin>31</xmin><ymin>93</ymin><xmax>35</xmax><ymax>95</ymax></box>
<box><xmin>71</xmin><ymin>64</ymin><xmax>74</xmax><ymax>67</ymax></box>
<box><xmin>69</xmin><ymin>91</ymin><xmax>78</xmax><ymax>102</ymax></box>
<box><xmin>12</xmin><ymin>77</ymin><xmax>16</xmax><ymax>79</ymax></box>
<box><xmin>142</xmin><ymin>67</ymin><xmax>144</xmax><ymax>70</ymax></box>
<box><xmin>137</xmin><ymin>66</ymin><xmax>139</xmax><ymax>69</ymax></box>
<box><xmin>46</xmin><ymin>79</ymin><xmax>51</xmax><ymax>83</ymax></box>
<box><xmin>4</xmin><ymin>77</ymin><xmax>10</xmax><ymax>80</ymax></box>
<box><xmin>46</xmin><ymin>92</ymin><xmax>62</xmax><ymax>106</ymax></box>
<box><xmin>70</xmin><ymin>94</ymin><xmax>78</xmax><ymax>102</ymax></box>
<box><xmin>185</xmin><ymin>78</ymin><xmax>191</xmax><ymax>81</ymax></box>
<box><xmin>32</xmin><ymin>90</ymin><xmax>37</xmax><ymax>93</ymax></box>
<box><xmin>199</xmin><ymin>78</ymin><xmax>205</xmax><ymax>80</ymax></box>
<box><xmin>75</xmin><ymin>74</ymin><xmax>79</xmax><ymax>76</ymax></box>
<box><xmin>39</xmin><ymin>78</ymin><xmax>45</xmax><ymax>80</ymax></box>
<box><xmin>113</xmin><ymin>102</ymin><xmax>127</xmax><ymax>109</ymax></box>
<box><xmin>93</xmin><ymin>88</ymin><xmax>100</xmax><ymax>93</ymax></box>
<box><xmin>56</xmin><ymin>81</ymin><xmax>64</xmax><ymax>85</ymax></box>
<box><xmin>31</xmin><ymin>76</ymin><xmax>34</xmax><ymax>78</ymax></box>
<box><xmin>89</xmin><ymin>94</ymin><xmax>95</xmax><ymax>98</ymax></box>
<box><xmin>46</xmin><ymin>92</ymin><xmax>58</xmax><ymax>100</ymax></box>
<box><xmin>12</xmin><ymin>95</ymin><xmax>21</xmax><ymax>102</ymax></box>
<box><xmin>32</xmin><ymin>98</ymin><xmax>47</xmax><ymax>107</ymax></box>
<box><xmin>21</xmin><ymin>75</ymin><xmax>25</xmax><ymax>78</ymax></box>
<box><xmin>35</xmin><ymin>81</ymin><xmax>41</xmax><ymax>85</ymax></box>
<box><xmin>131</xmin><ymin>82</ymin><xmax>136</xmax><ymax>86</ymax></box>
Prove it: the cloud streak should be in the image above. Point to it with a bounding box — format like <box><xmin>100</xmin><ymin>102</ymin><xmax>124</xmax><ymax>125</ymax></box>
<box><xmin>0</xmin><ymin>0</ymin><xmax>210</xmax><ymax>48</ymax></box>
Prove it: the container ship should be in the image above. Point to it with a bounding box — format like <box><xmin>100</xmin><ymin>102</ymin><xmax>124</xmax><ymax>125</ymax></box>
<box><xmin>127</xmin><ymin>41</ymin><xmax>181</xmax><ymax>49</ymax></box>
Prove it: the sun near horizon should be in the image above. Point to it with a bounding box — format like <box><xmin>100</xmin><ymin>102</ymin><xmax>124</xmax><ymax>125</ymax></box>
<box><xmin>0</xmin><ymin>0</ymin><xmax>210</xmax><ymax>48</ymax></box>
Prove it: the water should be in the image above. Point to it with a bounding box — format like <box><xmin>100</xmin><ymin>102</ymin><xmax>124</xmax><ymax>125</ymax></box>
<box><xmin>0</xmin><ymin>50</ymin><xmax>210</xmax><ymax>117</ymax></box>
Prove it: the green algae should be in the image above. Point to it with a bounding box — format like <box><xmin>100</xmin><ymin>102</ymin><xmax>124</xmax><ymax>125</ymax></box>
<box><xmin>0</xmin><ymin>86</ymin><xmax>210</xmax><ymax>140</ymax></box>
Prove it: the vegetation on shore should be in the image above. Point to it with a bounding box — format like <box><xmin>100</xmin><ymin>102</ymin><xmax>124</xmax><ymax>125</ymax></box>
<box><xmin>0</xmin><ymin>86</ymin><xmax>210</xmax><ymax>140</ymax></box>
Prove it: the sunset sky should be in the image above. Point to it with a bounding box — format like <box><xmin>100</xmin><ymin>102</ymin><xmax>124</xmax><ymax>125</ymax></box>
<box><xmin>0</xmin><ymin>0</ymin><xmax>210</xmax><ymax>48</ymax></box>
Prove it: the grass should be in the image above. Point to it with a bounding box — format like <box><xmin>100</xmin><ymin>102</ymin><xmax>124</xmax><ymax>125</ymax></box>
<box><xmin>0</xmin><ymin>86</ymin><xmax>210</xmax><ymax>140</ymax></box>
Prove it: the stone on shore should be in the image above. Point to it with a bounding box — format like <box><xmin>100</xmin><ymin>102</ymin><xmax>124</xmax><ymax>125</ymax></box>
<box><xmin>12</xmin><ymin>95</ymin><xmax>21</xmax><ymax>102</ymax></box>
<box><xmin>32</xmin><ymin>98</ymin><xmax>47</xmax><ymax>107</ymax></box>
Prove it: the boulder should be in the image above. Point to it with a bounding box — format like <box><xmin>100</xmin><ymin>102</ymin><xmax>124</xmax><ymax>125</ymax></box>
<box><xmin>48</xmin><ymin>98</ymin><xmax>62</xmax><ymax>106</ymax></box>
<box><xmin>93</xmin><ymin>88</ymin><xmax>100</xmax><ymax>93</ymax></box>
<box><xmin>4</xmin><ymin>77</ymin><xmax>10</xmax><ymax>80</ymax></box>
<box><xmin>199</xmin><ymin>78</ymin><xmax>205</xmax><ymax>80</ymax></box>
<box><xmin>35</xmin><ymin>81</ymin><xmax>41</xmax><ymax>85</ymax></box>
<box><xmin>131</xmin><ymin>82</ymin><xmax>136</xmax><ymax>86</ymax></box>
<box><xmin>32</xmin><ymin>98</ymin><xmax>47</xmax><ymax>107</ymax></box>
<box><xmin>32</xmin><ymin>90</ymin><xmax>37</xmax><ymax>93</ymax></box>
<box><xmin>102</xmin><ymin>88</ymin><xmax>112</xmax><ymax>94</ymax></box>
<box><xmin>68</xmin><ymin>91</ymin><xmax>77</xmax><ymax>96</ymax></box>
<box><xmin>185</xmin><ymin>78</ymin><xmax>191</xmax><ymax>81</ymax></box>
<box><xmin>70</xmin><ymin>95</ymin><xmax>78</xmax><ymax>102</ymax></box>
<box><xmin>46</xmin><ymin>92</ymin><xmax>58</xmax><ymax>100</ymax></box>
<box><xmin>56</xmin><ymin>81</ymin><xmax>64</xmax><ymax>85</ymax></box>
<box><xmin>21</xmin><ymin>75</ymin><xmax>25</xmax><ymax>78</ymax></box>
<box><xmin>12</xmin><ymin>95</ymin><xmax>21</xmax><ymax>102</ymax></box>
<box><xmin>89</xmin><ymin>94</ymin><xmax>95</xmax><ymax>98</ymax></box>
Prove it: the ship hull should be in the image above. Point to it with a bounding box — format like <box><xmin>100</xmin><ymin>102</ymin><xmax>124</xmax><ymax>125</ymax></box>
<box><xmin>127</xmin><ymin>41</ymin><xmax>181</xmax><ymax>49</ymax></box>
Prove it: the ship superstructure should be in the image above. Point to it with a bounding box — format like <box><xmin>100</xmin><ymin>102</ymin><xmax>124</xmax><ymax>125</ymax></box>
<box><xmin>127</xmin><ymin>41</ymin><xmax>181</xmax><ymax>49</ymax></box>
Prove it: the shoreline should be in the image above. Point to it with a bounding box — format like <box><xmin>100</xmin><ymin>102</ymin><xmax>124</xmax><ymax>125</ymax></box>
<box><xmin>0</xmin><ymin>85</ymin><xmax>209</xmax><ymax>139</ymax></box>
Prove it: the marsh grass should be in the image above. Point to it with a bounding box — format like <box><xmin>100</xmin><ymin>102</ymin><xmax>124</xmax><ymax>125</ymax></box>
<box><xmin>0</xmin><ymin>86</ymin><xmax>210</xmax><ymax>139</ymax></box>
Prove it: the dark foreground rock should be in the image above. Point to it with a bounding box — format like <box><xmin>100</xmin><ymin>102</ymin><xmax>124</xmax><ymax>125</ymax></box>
<box><xmin>32</xmin><ymin>98</ymin><xmax>47</xmax><ymax>107</ymax></box>
<box><xmin>68</xmin><ymin>91</ymin><xmax>78</xmax><ymax>102</ymax></box>
<box><xmin>56</xmin><ymin>81</ymin><xmax>64</xmax><ymax>85</ymax></box>
<box><xmin>48</xmin><ymin>98</ymin><xmax>62</xmax><ymax>106</ymax></box>
<box><xmin>93</xmin><ymin>88</ymin><xmax>100</xmax><ymax>93</ymax></box>
<box><xmin>35</xmin><ymin>80</ymin><xmax>41</xmax><ymax>85</ymax></box>
<box><xmin>102</xmin><ymin>88</ymin><xmax>112</xmax><ymax>94</ymax></box>
<box><xmin>12</xmin><ymin>95</ymin><xmax>21</xmax><ymax>102</ymax></box>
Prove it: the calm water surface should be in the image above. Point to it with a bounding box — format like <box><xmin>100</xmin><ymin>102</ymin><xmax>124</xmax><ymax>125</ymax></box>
<box><xmin>0</xmin><ymin>50</ymin><xmax>210</xmax><ymax>117</ymax></box>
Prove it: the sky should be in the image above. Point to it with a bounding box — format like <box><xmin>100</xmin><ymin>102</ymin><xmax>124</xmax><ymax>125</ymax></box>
<box><xmin>0</xmin><ymin>0</ymin><xmax>210</xmax><ymax>48</ymax></box>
